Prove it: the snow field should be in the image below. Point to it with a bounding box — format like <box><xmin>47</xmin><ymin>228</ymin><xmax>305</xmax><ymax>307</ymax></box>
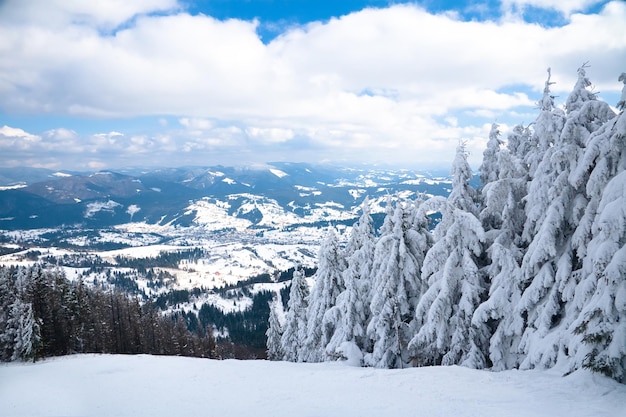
<box><xmin>1</xmin><ymin>354</ymin><xmax>625</xmax><ymax>417</ymax></box>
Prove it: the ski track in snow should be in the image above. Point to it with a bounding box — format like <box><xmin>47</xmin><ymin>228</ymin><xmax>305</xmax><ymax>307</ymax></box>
<box><xmin>1</xmin><ymin>354</ymin><xmax>625</xmax><ymax>417</ymax></box>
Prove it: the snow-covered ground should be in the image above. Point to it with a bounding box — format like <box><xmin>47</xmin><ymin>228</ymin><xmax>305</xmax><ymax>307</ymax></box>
<box><xmin>1</xmin><ymin>354</ymin><xmax>624</xmax><ymax>417</ymax></box>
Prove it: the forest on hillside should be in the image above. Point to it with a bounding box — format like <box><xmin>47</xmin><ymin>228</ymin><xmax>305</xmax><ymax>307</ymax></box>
<box><xmin>272</xmin><ymin>66</ymin><xmax>626</xmax><ymax>383</ymax></box>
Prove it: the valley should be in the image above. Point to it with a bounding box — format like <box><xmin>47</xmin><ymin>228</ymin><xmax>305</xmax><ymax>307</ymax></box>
<box><xmin>0</xmin><ymin>162</ymin><xmax>453</xmax><ymax>356</ymax></box>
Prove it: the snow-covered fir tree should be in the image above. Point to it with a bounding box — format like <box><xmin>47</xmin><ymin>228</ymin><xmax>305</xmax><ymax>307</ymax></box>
<box><xmin>473</xmin><ymin>126</ymin><xmax>529</xmax><ymax>370</ymax></box>
<box><xmin>280</xmin><ymin>267</ymin><xmax>310</xmax><ymax>362</ymax></box>
<box><xmin>0</xmin><ymin>267</ymin><xmax>17</xmax><ymax>361</ymax></box>
<box><xmin>2</xmin><ymin>267</ymin><xmax>41</xmax><ymax>362</ymax></box>
<box><xmin>524</xmin><ymin>68</ymin><xmax>566</xmax><ymax>180</ymax></box>
<box><xmin>8</xmin><ymin>299</ymin><xmax>40</xmax><ymax>362</ymax></box>
<box><xmin>618</xmin><ymin>72</ymin><xmax>626</xmax><ymax>111</ymax></box>
<box><xmin>572</xmin><ymin>170</ymin><xmax>626</xmax><ymax>382</ymax></box>
<box><xmin>479</xmin><ymin>123</ymin><xmax>503</xmax><ymax>186</ymax></box>
<box><xmin>517</xmin><ymin>65</ymin><xmax>616</xmax><ymax>370</ymax></box>
<box><xmin>303</xmin><ymin>228</ymin><xmax>345</xmax><ymax>362</ymax></box>
<box><xmin>564</xmin><ymin>62</ymin><xmax>597</xmax><ymax>114</ymax></box>
<box><xmin>325</xmin><ymin>198</ymin><xmax>375</xmax><ymax>362</ymax></box>
<box><xmin>266</xmin><ymin>299</ymin><xmax>284</xmax><ymax>361</ymax></box>
<box><xmin>567</xmin><ymin>86</ymin><xmax>625</xmax><ymax>381</ymax></box>
<box><xmin>507</xmin><ymin>124</ymin><xmax>533</xmax><ymax>168</ymax></box>
<box><xmin>365</xmin><ymin>198</ymin><xmax>431</xmax><ymax>368</ymax></box>
<box><xmin>409</xmin><ymin>144</ymin><xmax>487</xmax><ymax>368</ymax></box>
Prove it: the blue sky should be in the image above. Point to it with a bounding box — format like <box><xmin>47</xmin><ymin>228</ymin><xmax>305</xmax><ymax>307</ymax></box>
<box><xmin>0</xmin><ymin>0</ymin><xmax>624</xmax><ymax>171</ymax></box>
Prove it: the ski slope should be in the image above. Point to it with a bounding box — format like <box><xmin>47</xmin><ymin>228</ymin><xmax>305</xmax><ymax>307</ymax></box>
<box><xmin>1</xmin><ymin>354</ymin><xmax>624</xmax><ymax>417</ymax></box>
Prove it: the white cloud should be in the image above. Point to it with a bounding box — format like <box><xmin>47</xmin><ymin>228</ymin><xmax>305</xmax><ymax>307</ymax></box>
<box><xmin>44</xmin><ymin>128</ymin><xmax>78</xmax><ymax>140</ymax></box>
<box><xmin>0</xmin><ymin>1</ymin><xmax>624</xmax><ymax>169</ymax></box>
<box><xmin>179</xmin><ymin>118</ymin><xmax>214</xmax><ymax>130</ymax></box>
<box><xmin>0</xmin><ymin>125</ymin><xmax>41</xmax><ymax>143</ymax></box>
<box><xmin>246</xmin><ymin>127</ymin><xmax>295</xmax><ymax>143</ymax></box>
<box><xmin>0</xmin><ymin>0</ymin><xmax>178</xmax><ymax>29</ymax></box>
<box><xmin>501</xmin><ymin>0</ymin><xmax>605</xmax><ymax>17</ymax></box>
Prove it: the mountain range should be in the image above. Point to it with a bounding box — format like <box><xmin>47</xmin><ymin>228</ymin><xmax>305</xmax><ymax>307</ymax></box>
<box><xmin>0</xmin><ymin>163</ymin><xmax>458</xmax><ymax>232</ymax></box>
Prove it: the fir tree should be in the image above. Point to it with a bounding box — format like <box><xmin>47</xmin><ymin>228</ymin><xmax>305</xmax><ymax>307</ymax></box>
<box><xmin>365</xmin><ymin>199</ymin><xmax>431</xmax><ymax>368</ymax></box>
<box><xmin>572</xmin><ymin>171</ymin><xmax>626</xmax><ymax>382</ymax></box>
<box><xmin>568</xmin><ymin>89</ymin><xmax>625</xmax><ymax>381</ymax></box>
<box><xmin>474</xmin><ymin>128</ymin><xmax>528</xmax><ymax>370</ymax></box>
<box><xmin>0</xmin><ymin>267</ymin><xmax>17</xmax><ymax>361</ymax></box>
<box><xmin>517</xmin><ymin>65</ymin><xmax>615</xmax><ymax>370</ymax></box>
<box><xmin>326</xmin><ymin>198</ymin><xmax>375</xmax><ymax>362</ymax></box>
<box><xmin>479</xmin><ymin>123</ymin><xmax>503</xmax><ymax>186</ymax></box>
<box><xmin>266</xmin><ymin>299</ymin><xmax>284</xmax><ymax>361</ymax></box>
<box><xmin>280</xmin><ymin>267</ymin><xmax>309</xmax><ymax>362</ymax></box>
<box><xmin>617</xmin><ymin>73</ymin><xmax>626</xmax><ymax>111</ymax></box>
<box><xmin>8</xmin><ymin>300</ymin><xmax>40</xmax><ymax>362</ymax></box>
<box><xmin>525</xmin><ymin>68</ymin><xmax>565</xmax><ymax>180</ymax></box>
<box><xmin>409</xmin><ymin>144</ymin><xmax>487</xmax><ymax>368</ymax></box>
<box><xmin>304</xmin><ymin>228</ymin><xmax>345</xmax><ymax>362</ymax></box>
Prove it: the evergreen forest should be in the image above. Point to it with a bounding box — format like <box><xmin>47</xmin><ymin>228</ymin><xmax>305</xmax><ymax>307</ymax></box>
<box><xmin>272</xmin><ymin>66</ymin><xmax>626</xmax><ymax>383</ymax></box>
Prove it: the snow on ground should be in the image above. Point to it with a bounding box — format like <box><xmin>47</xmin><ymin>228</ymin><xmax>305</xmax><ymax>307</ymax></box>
<box><xmin>1</xmin><ymin>354</ymin><xmax>624</xmax><ymax>417</ymax></box>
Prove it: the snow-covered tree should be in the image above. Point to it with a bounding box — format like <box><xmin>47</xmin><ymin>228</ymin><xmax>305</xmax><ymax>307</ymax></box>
<box><xmin>0</xmin><ymin>267</ymin><xmax>17</xmax><ymax>361</ymax></box>
<box><xmin>567</xmin><ymin>93</ymin><xmax>625</xmax><ymax>381</ymax></box>
<box><xmin>617</xmin><ymin>72</ymin><xmax>626</xmax><ymax>111</ymax></box>
<box><xmin>8</xmin><ymin>299</ymin><xmax>40</xmax><ymax>362</ymax></box>
<box><xmin>517</xmin><ymin>65</ymin><xmax>615</xmax><ymax>370</ymax></box>
<box><xmin>326</xmin><ymin>198</ymin><xmax>375</xmax><ymax>362</ymax></box>
<box><xmin>3</xmin><ymin>267</ymin><xmax>40</xmax><ymax>362</ymax></box>
<box><xmin>507</xmin><ymin>124</ymin><xmax>533</xmax><ymax>168</ymax></box>
<box><xmin>280</xmin><ymin>267</ymin><xmax>309</xmax><ymax>362</ymax></box>
<box><xmin>365</xmin><ymin>198</ymin><xmax>431</xmax><ymax>368</ymax></box>
<box><xmin>474</xmin><ymin>129</ymin><xmax>528</xmax><ymax>370</ymax></box>
<box><xmin>303</xmin><ymin>228</ymin><xmax>345</xmax><ymax>362</ymax></box>
<box><xmin>572</xmin><ymin>170</ymin><xmax>626</xmax><ymax>382</ymax></box>
<box><xmin>479</xmin><ymin>123</ymin><xmax>503</xmax><ymax>186</ymax></box>
<box><xmin>409</xmin><ymin>144</ymin><xmax>487</xmax><ymax>368</ymax></box>
<box><xmin>565</xmin><ymin>63</ymin><xmax>597</xmax><ymax>114</ymax></box>
<box><xmin>266</xmin><ymin>299</ymin><xmax>284</xmax><ymax>361</ymax></box>
<box><xmin>525</xmin><ymin>68</ymin><xmax>566</xmax><ymax>180</ymax></box>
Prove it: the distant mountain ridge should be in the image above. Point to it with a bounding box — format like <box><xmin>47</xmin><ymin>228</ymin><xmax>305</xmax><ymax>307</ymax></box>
<box><xmin>0</xmin><ymin>162</ymin><xmax>457</xmax><ymax>231</ymax></box>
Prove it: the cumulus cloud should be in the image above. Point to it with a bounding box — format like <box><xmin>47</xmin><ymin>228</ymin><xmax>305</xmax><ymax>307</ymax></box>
<box><xmin>0</xmin><ymin>1</ymin><xmax>624</xmax><ymax>169</ymax></box>
<box><xmin>501</xmin><ymin>0</ymin><xmax>605</xmax><ymax>17</ymax></box>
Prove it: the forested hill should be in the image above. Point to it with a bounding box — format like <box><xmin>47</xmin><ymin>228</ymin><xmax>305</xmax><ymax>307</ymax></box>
<box><xmin>273</xmin><ymin>66</ymin><xmax>626</xmax><ymax>383</ymax></box>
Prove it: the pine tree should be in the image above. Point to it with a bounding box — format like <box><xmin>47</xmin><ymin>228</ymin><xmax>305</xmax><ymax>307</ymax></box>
<box><xmin>326</xmin><ymin>198</ymin><xmax>375</xmax><ymax>362</ymax></box>
<box><xmin>479</xmin><ymin>123</ymin><xmax>503</xmax><ymax>186</ymax></box>
<box><xmin>507</xmin><ymin>124</ymin><xmax>533</xmax><ymax>168</ymax></box>
<box><xmin>525</xmin><ymin>68</ymin><xmax>566</xmax><ymax>180</ymax></box>
<box><xmin>280</xmin><ymin>267</ymin><xmax>309</xmax><ymax>362</ymax></box>
<box><xmin>572</xmin><ymin>170</ymin><xmax>626</xmax><ymax>382</ymax></box>
<box><xmin>617</xmin><ymin>73</ymin><xmax>626</xmax><ymax>111</ymax></box>
<box><xmin>568</xmin><ymin>87</ymin><xmax>625</xmax><ymax>381</ymax></box>
<box><xmin>8</xmin><ymin>299</ymin><xmax>41</xmax><ymax>362</ymax></box>
<box><xmin>266</xmin><ymin>299</ymin><xmax>284</xmax><ymax>361</ymax></box>
<box><xmin>5</xmin><ymin>268</ymin><xmax>41</xmax><ymax>362</ymax></box>
<box><xmin>0</xmin><ymin>267</ymin><xmax>17</xmax><ymax>361</ymax></box>
<box><xmin>304</xmin><ymin>228</ymin><xmax>345</xmax><ymax>362</ymax></box>
<box><xmin>473</xmin><ymin>127</ymin><xmax>529</xmax><ymax>370</ymax></box>
<box><xmin>365</xmin><ymin>199</ymin><xmax>430</xmax><ymax>368</ymax></box>
<box><xmin>517</xmin><ymin>65</ymin><xmax>615</xmax><ymax>370</ymax></box>
<box><xmin>409</xmin><ymin>144</ymin><xmax>487</xmax><ymax>368</ymax></box>
<box><xmin>564</xmin><ymin>62</ymin><xmax>597</xmax><ymax>114</ymax></box>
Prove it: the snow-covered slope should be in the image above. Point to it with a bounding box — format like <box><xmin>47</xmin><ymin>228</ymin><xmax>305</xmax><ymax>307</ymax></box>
<box><xmin>1</xmin><ymin>354</ymin><xmax>624</xmax><ymax>417</ymax></box>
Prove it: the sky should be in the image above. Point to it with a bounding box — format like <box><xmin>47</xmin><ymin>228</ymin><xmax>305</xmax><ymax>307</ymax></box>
<box><xmin>0</xmin><ymin>0</ymin><xmax>625</xmax><ymax>171</ymax></box>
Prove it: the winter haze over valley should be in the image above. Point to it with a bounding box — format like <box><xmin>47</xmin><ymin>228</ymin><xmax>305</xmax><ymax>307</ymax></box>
<box><xmin>1</xmin><ymin>0</ymin><xmax>626</xmax><ymax>415</ymax></box>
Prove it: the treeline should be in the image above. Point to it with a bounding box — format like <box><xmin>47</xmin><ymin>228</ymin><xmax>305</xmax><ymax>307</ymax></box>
<box><xmin>0</xmin><ymin>264</ymin><xmax>215</xmax><ymax>362</ymax></box>
<box><xmin>114</xmin><ymin>247</ymin><xmax>209</xmax><ymax>270</ymax></box>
